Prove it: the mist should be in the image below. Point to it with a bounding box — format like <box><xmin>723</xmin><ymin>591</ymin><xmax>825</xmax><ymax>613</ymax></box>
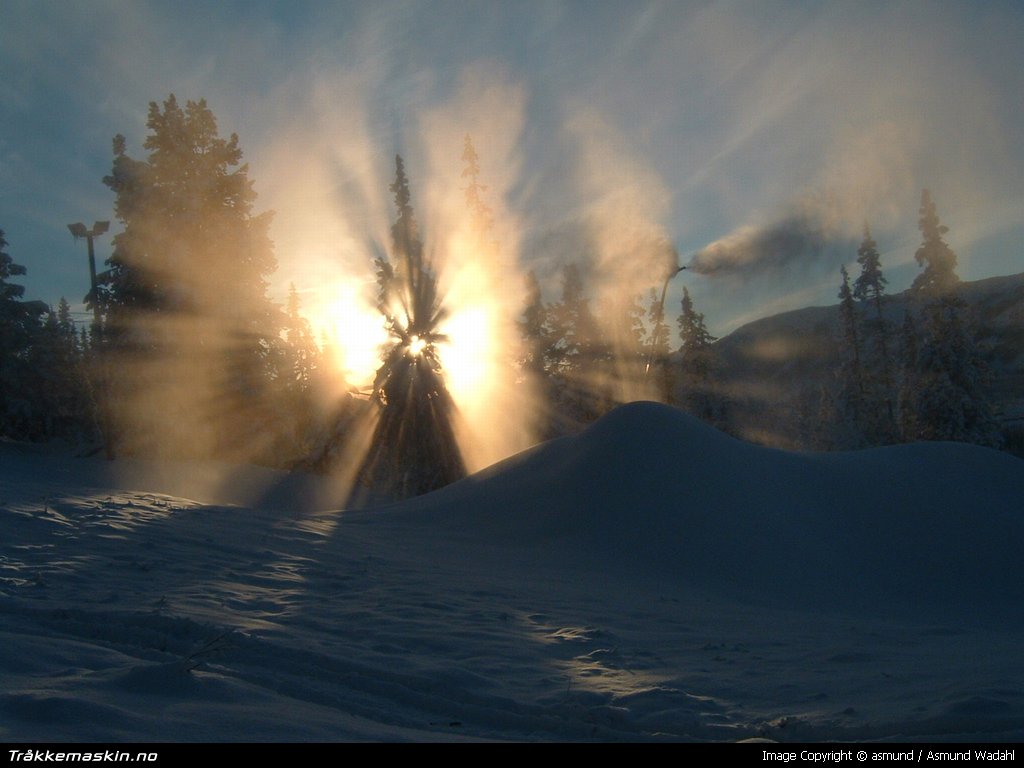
<box><xmin>1</xmin><ymin>0</ymin><xmax>1021</xmax><ymax>481</ymax></box>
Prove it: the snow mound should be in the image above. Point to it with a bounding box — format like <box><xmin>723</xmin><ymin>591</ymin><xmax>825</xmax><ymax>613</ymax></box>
<box><xmin>3</xmin><ymin>403</ymin><xmax>1022</xmax><ymax>741</ymax></box>
<box><xmin>382</xmin><ymin>401</ymin><xmax>1024</xmax><ymax>616</ymax></box>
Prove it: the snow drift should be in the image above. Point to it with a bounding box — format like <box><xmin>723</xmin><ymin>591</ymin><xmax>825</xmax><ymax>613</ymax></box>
<box><xmin>383</xmin><ymin>401</ymin><xmax>1024</xmax><ymax>617</ymax></box>
<box><xmin>1</xmin><ymin>401</ymin><xmax>1022</xmax><ymax>741</ymax></box>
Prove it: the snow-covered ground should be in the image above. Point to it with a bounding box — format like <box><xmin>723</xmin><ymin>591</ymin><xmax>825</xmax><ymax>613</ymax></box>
<box><xmin>1</xmin><ymin>402</ymin><xmax>1022</xmax><ymax>742</ymax></box>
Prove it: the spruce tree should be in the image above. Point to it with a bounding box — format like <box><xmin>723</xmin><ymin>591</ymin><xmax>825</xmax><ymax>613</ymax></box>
<box><xmin>853</xmin><ymin>224</ymin><xmax>896</xmax><ymax>442</ymax></box>
<box><xmin>550</xmin><ymin>263</ymin><xmax>599</xmax><ymax>375</ymax></box>
<box><xmin>0</xmin><ymin>232</ymin><xmax>68</xmax><ymax>440</ymax></box>
<box><xmin>0</xmin><ymin>230</ymin><xmax>30</xmax><ymax>437</ymax></box>
<box><xmin>911</xmin><ymin>189</ymin><xmax>960</xmax><ymax>299</ymax></box>
<box><xmin>544</xmin><ymin>263</ymin><xmax>605</xmax><ymax>422</ymax></box>
<box><xmin>0</xmin><ymin>233</ymin><xmax>90</xmax><ymax>438</ymax></box>
<box><xmin>268</xmin><ymin>283</ymin><xmax>324</xmax><ymax>462</ymax></box>
<box><xmin>25</xmin><ymin>306</ymin><xmax>89</xmax><ymax>440</ymax></box>
<box><xmin>518</xmin><ymin>270</ymin><xmax>552</xmax><ymax>379</ymax></box>
<box><xmin>836</xmin><ymin>264</ymin><xmax>866</xmax><ymax>444</ymax></box>
<box><xmin>282</xmin><ymin>283</ymin><xmax>321</xmax><ymax>391</ymax></box>
<box><xmin>516</xmin><ymin>270</ymin><xmax>551</xmax><ymax>433</ymax></box>
<box><xmin>914</xmin><ymin>298</ymin><xmax>999</xmax><ymax>445</ymax></box>
<box><xmin>677</xmin><ymin>286</ymin><xmax>717</xmax><ymax>417</ymax></box>
<box><xmin>56</xmin><ymin>298</ymin><xmax>75</xmax><ymax>342</ymax></box>
<box><xmin>101</xmin><ymin>95</ymin><xmax>279</xmax><ymax>459</ymax></box>
<box><xmin>355</xmin><ymin>155</ymin><xmax>465</xmax><ymax>499</ymax></box>
<box><xmin>0</xmin><ymin>229</ymin><xmax>26</xmax><ymax>304</ymax></box>
<box><xmin>905</xmin><ymin>191</ymin><xmax>999</xmax><ymax>445</ymax></box>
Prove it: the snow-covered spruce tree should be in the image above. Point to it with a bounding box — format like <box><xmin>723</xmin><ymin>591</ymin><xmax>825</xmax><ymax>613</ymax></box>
<box><xmin>906</xmin><ymin>190</ymin><xmax>999</xmax><ymax>446</ymax></box>
<box><xmin>835</xmin><ymin>264</ymin><xmax>866</xmax><ymax>447</ymax></box>
<box><xmin>677</xmin><ymin>286</ymin><xmax>718</xmax><ymax>421</ymax></box>
<box><xmin>353</xmin><ymin>155</ymin><xmax>466</xmax><ymax>499</ymax></box>
<box><xmin>911</xmin><ymin>190</ymin><xmax>959</xmax><ymax>298</ymax></box>
<box><xmin>101</xmin><ymin>95</ymin><xmax>280</xmax><ymax>460</ymax></box>
<box><xmin>853</xmin><ymin>224</ymin><xmax>896</xmax><ymax>443</ymax></box>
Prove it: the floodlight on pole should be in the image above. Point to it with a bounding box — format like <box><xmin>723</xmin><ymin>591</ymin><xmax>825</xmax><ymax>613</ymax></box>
<box><xmin>67</xmin><ymin>220</ymin><xmax>110</xmax><ymax>328</ymax></box>
<box><xmin>67</xmin><ymin>220</ymin><xmax>116</xmax><ymax>460</ymax></box>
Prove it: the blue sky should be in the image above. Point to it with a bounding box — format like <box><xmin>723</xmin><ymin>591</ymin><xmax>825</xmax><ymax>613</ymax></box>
<box><xmin>2</xmin><ymin>0</ymin><xmax>1023</xmax><ymax>339</ymax></box>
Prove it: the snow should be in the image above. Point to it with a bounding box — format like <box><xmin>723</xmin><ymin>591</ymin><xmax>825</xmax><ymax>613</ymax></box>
<box><xmin>1</xmin><ymin>402</ymin><xmax>1022</xmax><ymax>742</ymax></box>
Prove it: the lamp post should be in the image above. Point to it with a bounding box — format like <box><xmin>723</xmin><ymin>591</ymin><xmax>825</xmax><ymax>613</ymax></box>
<box><xmin>67</xmin><ymin>220</ymin><xmax>109</xmax><ymax>329</ymax></box>
<box><xmin>67</xmin><ymin>220</ymin><xmax>114</xmax><ymax>459</ymax></box>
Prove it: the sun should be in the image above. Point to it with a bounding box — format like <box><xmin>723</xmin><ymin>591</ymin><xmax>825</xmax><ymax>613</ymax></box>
<box><xmin>408</xmin><ymin>335</ymin><xmax>427</xmax><ymax>357</ymax></box>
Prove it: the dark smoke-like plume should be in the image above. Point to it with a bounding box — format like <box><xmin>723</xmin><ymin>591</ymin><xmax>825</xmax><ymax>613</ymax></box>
<box><xmin>688</xmin><ymin>213</ymin><xmax>833</xmax><ymax>279</ymax></box>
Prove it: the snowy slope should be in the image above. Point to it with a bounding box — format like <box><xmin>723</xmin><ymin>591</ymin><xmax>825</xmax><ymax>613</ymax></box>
<box><xmin>711</xmin><ymin>271</ymin><xmax>1024</xmax><ymax>447</ymax></box>
<box><xmin>1</xmin><ymin>403</ymin><xmax>1022</xmax><ymax>742</ymax></box>
<box><xmin>395</xmin><ymin>403</ymin><xmax>1024</xmax><ymax>616</ymax></box>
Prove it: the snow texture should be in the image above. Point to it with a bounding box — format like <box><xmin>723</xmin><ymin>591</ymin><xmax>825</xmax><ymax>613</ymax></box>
<box><xmin>1</xmin><ymin>402</ymin><xmax>1022</xmax><ymax>742</ymax></box>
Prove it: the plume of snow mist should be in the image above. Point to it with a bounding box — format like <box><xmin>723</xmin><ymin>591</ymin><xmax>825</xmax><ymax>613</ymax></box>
<box><xmin>689</xmin><ymin>211</ymin><xmax>830</xmax><ymax>278</ymax></box>
<box><xmin>559</xmin><ymin>111</ymin><xmax>679</xmax><ymax>404</ymax></box>
<box><xmin>256</xmin><ymin>71</ymin><xmax>393</xmax><ymax>393</ymax></box>
<box><xmin>414</xmin><ymin>66</ymin><xmax>537</xmax><ymax>472</ymax></box>
<box><xmin>690</xmin><ymin>120</ymin><xmax>921</xmax><ymax>282</ymax></box>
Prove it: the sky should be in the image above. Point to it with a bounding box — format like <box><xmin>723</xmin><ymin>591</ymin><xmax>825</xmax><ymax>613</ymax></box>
<box><xmin>2</xmin><ymin>0</ymin><xmax>1023</xmax><ymax>354</ymax></box>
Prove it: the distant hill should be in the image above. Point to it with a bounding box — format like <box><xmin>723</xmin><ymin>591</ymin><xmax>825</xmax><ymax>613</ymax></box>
<box><xmin>703</xmin><ymin>272</ymin><xmax>1024</xmax><ymax>451</ymax></box>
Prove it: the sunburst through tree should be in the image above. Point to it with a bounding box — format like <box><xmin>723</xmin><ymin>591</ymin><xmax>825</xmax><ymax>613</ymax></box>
<box><xmin>353</xmin><ymin>155</ymin><xmax>467</xmax><ymax>499</ymax></box>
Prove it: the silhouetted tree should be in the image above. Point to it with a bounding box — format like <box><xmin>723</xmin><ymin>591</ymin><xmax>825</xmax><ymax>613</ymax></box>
<box><xmin>0</xmin><ymin>230</ymin><xmax>40</xmax><ymax>437</ymax></box>
<box><xmin>354</xmin><ymin>155</ymin><xmax>466</xmax><ymax>499</ymax></box>
<box><xmin>0</xmin><ymin>229</ymin><xmax>27</xmax><ymax>307</ymax></box>
<box><xmin>25</xmin><ymin>302</ymin><xmax>91</xmax><ymax>440</ymax></box>
<box><xmin>0</xmin><ymin>232</ymin><xmax>84</xmax><ymax>440</ymax></box>
<box><xmin>853</xmin><ymin>224</ymin><xmax>896</xmax><ymax>442</ymax></box>
<box><xmin>897</xmin><ymin>311</ymin><xmax>920</xmax><ymax>441</ymax></box>
<box><xmin>836</xmin><ymin>264</ymin><xmax>866</xmax><ymax>445</ymax></box>
<box><xmin>677</xmin><ymin>286</ymin><xmax>718</xmax><ymax>418</ymax></box>
<box><xmin>101</xmin><ymin>95</ymin><xmax>279</xmax><ymax>459</ymax></box>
